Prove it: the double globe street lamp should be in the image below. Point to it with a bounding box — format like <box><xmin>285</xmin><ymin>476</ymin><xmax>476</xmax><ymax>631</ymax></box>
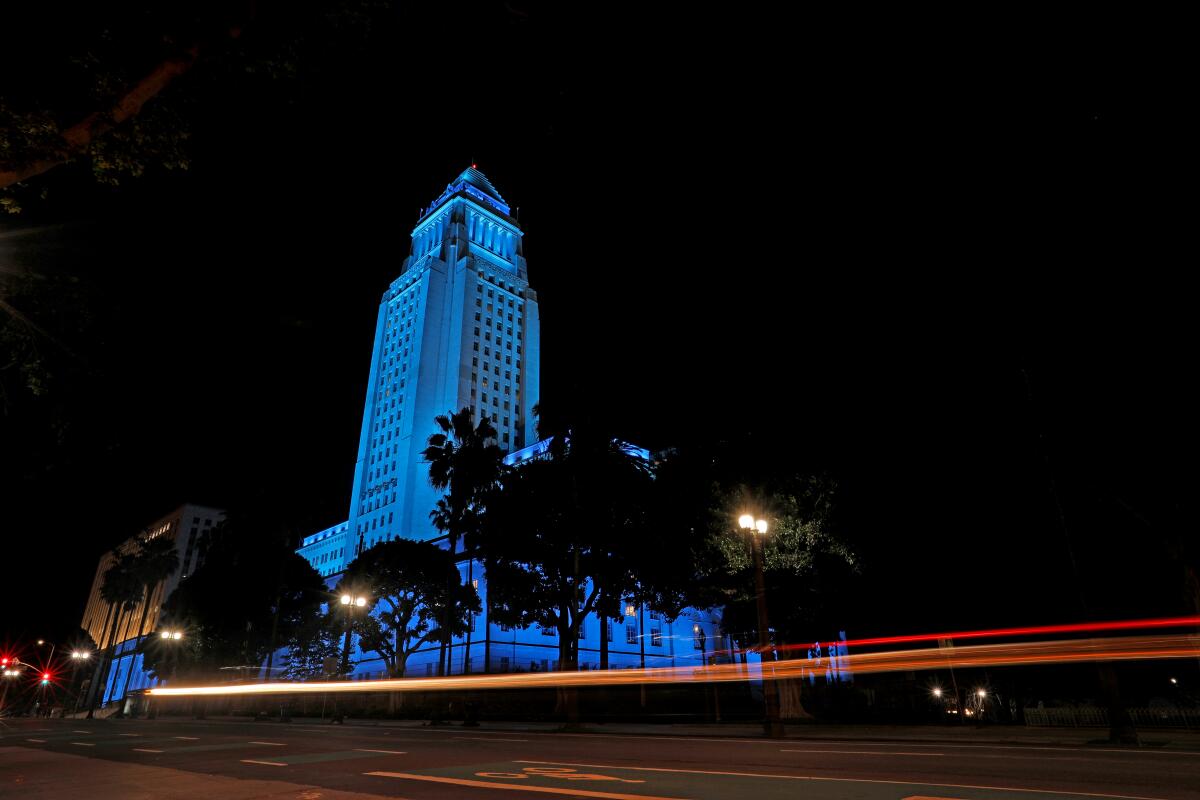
<box><xmin>339</xmin><ymin>594</ymin><xmax>368</xmax><ymax>675</ymax></box>
<box><xmin>739</xmin><ymin>513</ymin><xmax>783</xmax><ymax>738</ymax></box>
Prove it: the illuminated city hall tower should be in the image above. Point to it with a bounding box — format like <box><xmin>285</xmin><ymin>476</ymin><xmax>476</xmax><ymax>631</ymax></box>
<box><xmin>299</xmin><ymin>167</ymin><xmax>540</xmax><ymax>573</ymax></box>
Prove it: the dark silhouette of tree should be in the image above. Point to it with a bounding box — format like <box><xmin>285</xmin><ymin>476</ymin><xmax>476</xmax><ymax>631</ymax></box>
<box><xmin>479</xmin><ymin>412</ymin><xmax>651</xmax><ymax>723</ymax></box>
<box><xmin>143</xmin><ymin>518</ymin><xmax>326</xmax><ymax>684</ymax></box>
<box><xmin>116</xmin><ymin>533</ymin><xmax>181</xmax><ymax>706</ymax></box>
<box><xmin>340</xmin><ymin>538</ymin><xmax>480</xmax><ymax>678</ymax></box>
<box><xmin>422</xmin><ymin>408</ymin><xmax>504</xmax><ymax>675</ymax></box>
<box><xmin>85</xmin><ymin>549</ymin><xmax>141</xmax><ymax>717</ymax></box>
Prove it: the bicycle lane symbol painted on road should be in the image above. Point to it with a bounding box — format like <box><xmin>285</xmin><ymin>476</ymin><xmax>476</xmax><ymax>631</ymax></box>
<box><xmin>476</xmin><ymin>766</ymin><xmax>647</xmax><ymax>784</ymax></box>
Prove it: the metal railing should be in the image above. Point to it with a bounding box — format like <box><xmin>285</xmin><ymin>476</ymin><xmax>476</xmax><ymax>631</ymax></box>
<box><xmin>1025</xmin><ymin>707</ymin><xmax>1200</xmax><ymax>729</ymax></box>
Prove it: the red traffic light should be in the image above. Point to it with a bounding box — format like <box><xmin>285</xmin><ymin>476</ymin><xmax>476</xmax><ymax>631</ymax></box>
<box><xmin>42</xmin><ymin>672</ymin><xmax>50</xmax><ymax>680</ymax></box>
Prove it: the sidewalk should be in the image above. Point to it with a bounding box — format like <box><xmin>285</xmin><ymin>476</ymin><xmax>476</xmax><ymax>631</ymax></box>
<box><xmin>209</xmin><ymin>715</ymin><xmax>1200</xmax><ymax>751</ymax></box>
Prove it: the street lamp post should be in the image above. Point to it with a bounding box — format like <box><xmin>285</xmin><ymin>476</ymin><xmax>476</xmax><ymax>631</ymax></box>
<box><xmin>339</xmin><ymin>594</ymin><xmax>368</xmax><ymax>675</ymax></box>
<box><xmin>739</xmin><ymin>513</ymin><xmax>783</xmax><ymax>738</ymax></box>
<box><xmin>69</xmin><ymin>650</ymin><xmax>91</xmax><ymax>710</ymax></box>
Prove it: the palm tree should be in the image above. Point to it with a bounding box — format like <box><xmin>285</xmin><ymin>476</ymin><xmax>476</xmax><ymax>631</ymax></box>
<box><xmin>117</xmin><ymin>534</ymin><xmax>181</xmax><ymax>708</ymax></box>
<box><xmin>422</xmin><ymin>408</ymin><xmax>504</xmax><ymax>675</ymax></box>
<box><xmin>86</xmin><ymin>550</ymin><xmax>140</xmax><ymax>717</ymax></box>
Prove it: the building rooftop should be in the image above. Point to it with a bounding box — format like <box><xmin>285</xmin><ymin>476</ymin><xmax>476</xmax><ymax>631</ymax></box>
<box><xmin>425</xmin><ymin>165</ymin><xmax>511</xmax><ymax>218</ymax></box>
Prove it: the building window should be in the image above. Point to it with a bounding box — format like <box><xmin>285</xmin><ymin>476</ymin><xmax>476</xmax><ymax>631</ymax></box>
<box><xmin>606</xmin><ymin>619</ymin><xmax>614</xmax><ymax>642</ymax></box>
<box><xmin>626</xmin><ymin>623</ymin><xmax>638</xmax><ymax>644</ymax></box>
<box><xmin>651</xmin><ymin>628</ymin><xmax>662</xmax><ymax>647</ymax></box>
<box><xmin>542</xmin><ymin>625</ymin><xmax>556</xmax><ymax>636</ymax></box>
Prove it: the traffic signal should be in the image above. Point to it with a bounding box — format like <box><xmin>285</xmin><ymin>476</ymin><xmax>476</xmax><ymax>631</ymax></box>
<box><xmin>41</xmin><ymin>672</ymin><xmax>51</xmax><ymax>686</ymax></box>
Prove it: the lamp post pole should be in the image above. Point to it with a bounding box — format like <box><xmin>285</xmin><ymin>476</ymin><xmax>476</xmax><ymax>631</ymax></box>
<box><xmin>340</xmin><ymin>594</ymin><xmax>367</xmax><ymax>675</ymax></box>
<box><xmin>740</xmin><ymin>514</ymin><xmax>783</xmax><ymax>738</ymax></box>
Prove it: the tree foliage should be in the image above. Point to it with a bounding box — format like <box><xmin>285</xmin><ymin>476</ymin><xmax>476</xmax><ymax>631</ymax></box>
<box><xmin>144</xmin><ymin>515</ymin><xmax>327</xmax><ymax>682</ymax></box>
<box><xmin>651</xmin><ymin>443</ymin><xmax>859</xmax><ymax>649</ymax></box>
<box><xmin>340</xmin><ymin>538</ymin><xmax>480</xmax><ymax>678</ymax></box>
<box><xmin>480</xmin><ymin>418</ymin><xmax>652</xmax><ymax>673</ymax></box>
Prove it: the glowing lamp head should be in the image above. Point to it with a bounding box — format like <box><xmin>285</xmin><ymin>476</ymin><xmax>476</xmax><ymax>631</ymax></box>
<box><xmin>738</xmin><ymin>514</ymin><xmax>755</xmax><ymax>530</ymax></box>
<box><xmin>1170</xmin><ymin>677</ymin><xmax>1178</xmax><ymax>685</ymax></box>
<box><xmin>693</xmin><ymin>624</ymin><xmax>700</xmax><ymax>633</ymax></box>
<box><xmin>37</xmin><ymin>640</ymin><xmax>45</xmax><ymax>645</ymax></box>
<box><xmin>161</xmin><ymin>631</ymin><xmax>171</xmax><ymax>639</ymax></box>
<box><xmin>932</xmin><ymin>688</ymin><xmax>943</xmax><ymax>697</ymax></box>
<box><xmin>172</xmin><ymin>631</ymin><xmax>183</xmax><ymax>640</ymax></box>
<box><xmin>341</xmin><ymin>594</ymin><xmax>352</xmax><ymax>605</ymax></box>
<box><xmin>755</xmin><ymin>519</ymin><xmax>768</xmax><ymax>534</ymax></box>
<box><xmin>977</xmin><ymin>689</ymin><xmax>986</xmax><ymax>698</ymax></box>
<box><xmin>355</xmin><ymin>597</ymin><xmax>367</xmax><ymax>608</ymax></box>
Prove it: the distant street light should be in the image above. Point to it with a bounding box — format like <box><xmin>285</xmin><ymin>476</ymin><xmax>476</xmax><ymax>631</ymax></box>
<box><xmin>933</xmin><ymin>687</ymin><xmax>943</xmax><ymax>697</ymax></box>
<box><xmin>738</xmin><ymin>513</ymin><xmax>783</xmax><ymax>738</ymax></box>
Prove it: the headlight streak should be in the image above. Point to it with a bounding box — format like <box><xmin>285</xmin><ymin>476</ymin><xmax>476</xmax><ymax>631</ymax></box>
<box><xmin>149</xmin><ymin>633</ymin><xmax>1200</xmax><ymax>698</ymax></box>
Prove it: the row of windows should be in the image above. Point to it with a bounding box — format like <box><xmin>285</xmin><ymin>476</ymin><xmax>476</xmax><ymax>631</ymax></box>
<box><xmin>476</xmin><ymin>268</ymin><xmax>523</xmax><ymax>299</ymax></box>
<box><xmin>472</xmin><ymin>340</ymin><xmax>522</xmax><ymax>357</ymax></box>
<box><xmin>316</xmin><ymin>548</ymin><xmax>344</xmax><ymax>565</ymax></box>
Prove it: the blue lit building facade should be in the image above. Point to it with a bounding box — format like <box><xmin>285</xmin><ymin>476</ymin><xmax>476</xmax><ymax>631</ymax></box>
<box><xmin>295</xmin><ymin>168</ymin><xmax>726</xmax><ymax>677</ymax></box>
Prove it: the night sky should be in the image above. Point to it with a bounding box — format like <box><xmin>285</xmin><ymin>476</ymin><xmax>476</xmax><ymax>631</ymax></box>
<box><xmin>3</xmin><ymin>7</ymin><xmax>1194</xmax><ymax>647</ymax></box>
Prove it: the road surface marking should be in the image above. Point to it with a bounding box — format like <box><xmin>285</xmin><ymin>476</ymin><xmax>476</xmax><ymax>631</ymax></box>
<box><xmin>132</xmin><ymin>748</ymin><xmax>163</xmax><ymax>753</ymax></box>
<box><xmin>174</xmin><ymin>736</ymin><xmax>200</xmax><ymax>740</ymax></box>
<box><xmin>365</xmin><ymin>772</ymin><xmax>688</xmax><ymax>800</ymax></box>
<box><xmin>355</xmin><ymin>748</ymin><xmax>408</xmax><ymax>754</ymax></box>
<box><xmin>456</xmin><ymin>736</ymin><xmax>529</xmax><ymax>742</ymax></box>
<box><xmin>72</xmin><ymin>730</ymin><xmax>91</xmax><ymax>733</ymax></box>
<box><xmin>242</xmin><ymin>759</ymin><xmax>288</xmax><ymax>767</ymax></box>
<box><xmin>781</xmin><ymin>748</ymin><xmax>945</xmax><ymax>756</ymax></box>
<box><xmin>782</xmin><ymin>740</ymin><xmax>1200</xmax><ymax>757</ymax></box>
<box><xmin>26</xmin><ymin>738</ymin><xmax>46</xmax><ymax>743</ymax></box>
<box><xmin>70</xmin><ymin>742</ymin><xmax>95</xmax><ymax>747</ymax></box>
<box><xmin>513</xmin><ymin>760</ymin><xmax>1173</xmax><ymax>800</ymax></box>
<box><xmin>248</xmin><ymin>740</ymin><xmax>287</xmax><ymax>746</ymax></box>
<box><xmin>118</xmin><ymin>733</ymin><xmax>140</xmax><ymax>737</ymax></box>
<box><xmin>478</xmin><ymin>767</ymin><xmax>644</xmax><ymax>784</ymax></box>
<box><xmin>400</xmin><ymin>727</ymin><xmax>1200</xmax><ymax>756</ymax></box>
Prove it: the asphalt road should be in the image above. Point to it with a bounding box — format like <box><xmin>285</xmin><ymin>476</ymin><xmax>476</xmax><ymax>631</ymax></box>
<box><xmin>3</xmin><ymin>717</ymin><xmax>1199</xmax><ymax>800</ymax></box>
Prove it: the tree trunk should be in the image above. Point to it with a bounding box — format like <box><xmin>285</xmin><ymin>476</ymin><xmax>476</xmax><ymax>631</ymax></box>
<box><xmin>463</xmin><ymin>559</ymin><xmax>474</xmax><ymax>674</ymax></box>
<box><xmin>599</xmin><ymin>610</ymin><xmax>609</xmax><ymax>670</ymax></box>
<box><xmin>558</xmin><ymin>616</ymin><xmax>581</xmax><ymax>727</ymax></box>
<box><xmin>483</xmin><ymin>587</ymin><xmax>492</xmax><ymax>674</ymax></box>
